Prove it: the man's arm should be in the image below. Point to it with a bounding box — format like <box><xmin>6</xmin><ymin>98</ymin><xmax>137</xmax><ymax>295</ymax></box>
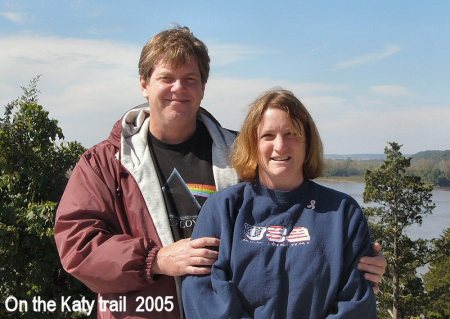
<box><xmin>55</xmin><ymin>151</ymin><xmax>159</xmax><ymax>294</ymax></box>
<box><xmin>358</xmin><ymin>242</ymin><xmax>387</xmax><ymax>293</ymax></box>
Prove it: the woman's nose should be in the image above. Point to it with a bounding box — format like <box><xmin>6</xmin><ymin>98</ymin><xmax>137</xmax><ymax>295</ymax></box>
<box><xmin>274</xmin><ymin>135</ymin><xmax>287</xmax><ymax>152</ymax></box>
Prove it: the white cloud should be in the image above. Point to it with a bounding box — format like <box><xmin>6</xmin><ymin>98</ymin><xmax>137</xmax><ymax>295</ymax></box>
<box><xmin>208</xmin><ymin>43</ymin><xmax>272</xmax><ymax>66</ymax></box>
<box><xmin>0</xmin><ymin>35</ymin><xmax>273</xmax><ymax>147</ymax></box>
<box><xmin>203</xmin><ymin>76</ymin><xmax>349</xmax><ymax>131</ymax></box>
<box><xmin>0</xmin><ymin>34</ymin><xmax>142</xmax><ymax>147</ymax></box>
<box><xmin>0</xmin><ymin>11</ymin><xmax>29</xmax><ymax>24</ymax></box>
<box><xmin>205</xmin><ymin>76</ymin><xmax>450</xmax><ymax>154</ymax></box>
<box><xmin>1</xmin><ymin>34</ymin><xmax>447</xmax><ymax>154</ymax></box>
<box><xmin>355</xmin><ymin>96</ymin><xmax>387</xmax><ymax>107</ymax></box>
<box><xmin>333</xmin><ymin>44</ymin><xmax>402</xmax><ymax>70</ymax></box>
<box><xmin>369</xmin><ymin>85</ymin><xmax>413</xmax><ymax>97</ymax></box>
<box><xmin>85</xmin><ymin>26</ymin><xmax>124</xmax><ymax>37</ymax></box>
<box><xmin>309</xmin><ymin>42</ymin><xmax>331</xmax><ymax>53</ymax></box>
<box><xmin>317</xmin><ymin>104</ymin><xmax>450</xmax><ymax>154</ymax></box>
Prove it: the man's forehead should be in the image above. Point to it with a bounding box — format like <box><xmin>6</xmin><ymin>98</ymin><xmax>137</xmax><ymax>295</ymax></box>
<box><xmin>153</xmin><ymin>58</ymin><xmax>200</xmax><ymax>74</ymax></box>
<box><xmin>156</xmin><ymin>56</ymin><xmax>197</xmax><ymax>68</ymax></box>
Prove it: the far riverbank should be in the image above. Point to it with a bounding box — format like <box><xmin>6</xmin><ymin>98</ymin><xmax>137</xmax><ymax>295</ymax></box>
<box><xmin>316</xmin><ymin>176</ymin><xmax>450</xmax><ymax>191</ymax></box>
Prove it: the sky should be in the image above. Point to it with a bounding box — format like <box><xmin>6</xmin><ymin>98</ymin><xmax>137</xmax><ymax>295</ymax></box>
<box><xmin>1</xmin><ymin>0</ymin><xmax>449</xmax><ymax>154</ymax></box>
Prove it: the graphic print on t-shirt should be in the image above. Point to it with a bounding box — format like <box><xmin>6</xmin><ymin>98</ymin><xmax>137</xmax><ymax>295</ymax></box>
<box><xmin>162</xmin><ymin>168</ymin><xmax>216</xmax><ymax>240</ymax></box>
<box><xmin>163</xmin><ymin>169</ymin><xmax>200</xmax><ymax>234</ymax></box>
<box><xmin>148</xmin><ymin>121</ymin><xmax>217</xmax><ymax>240</ymax></box>
<box><xmin>163</xmin><ymin>169</ymin><xmax>201</xmax><ymax>211</ymax></box>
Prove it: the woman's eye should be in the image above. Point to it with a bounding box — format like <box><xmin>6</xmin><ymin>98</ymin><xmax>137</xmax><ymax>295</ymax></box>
<box><xmin>260</xmin><ymin>134</ymin><xmax>274</xmax><ymax>140</ymax></box>
<box><xmin>287</xmin><ymin>131</ymin><xmax>300</xmax><ymax>139</ymax></box>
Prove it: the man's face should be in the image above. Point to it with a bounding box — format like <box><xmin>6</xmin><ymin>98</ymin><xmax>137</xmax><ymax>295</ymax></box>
<box><xmin>141</xmin><ymin>58</ymin><xmax>205</xmax><ymax>130</ymax></box>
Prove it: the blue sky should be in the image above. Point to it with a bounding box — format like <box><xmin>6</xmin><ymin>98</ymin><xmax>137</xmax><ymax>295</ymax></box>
<box><xmin>1</xmin><ymin>0</ymin><xmax>449</xmax><ymax>154</ymax></box>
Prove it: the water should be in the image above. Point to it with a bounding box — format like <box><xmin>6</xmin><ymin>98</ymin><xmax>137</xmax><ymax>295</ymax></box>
<box><xmin>316</xmin><ymin>180</ymin><xmax>450</xmax><ymax>277</ymax></box>
<box><xmin>315</xmin><ymin>180</ymin><xmax>450</xmax><ymax>241</ymax></box>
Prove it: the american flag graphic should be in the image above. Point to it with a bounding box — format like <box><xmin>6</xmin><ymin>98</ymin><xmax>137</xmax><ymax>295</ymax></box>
<box><xmin>244</xmin><ymin>223</ymin><xmax>267</xmax><ymax>241</ymax></box>
<box><xmin>266</xmin><ymin>226</ymin><xmax>287</xmax><ymax>243</ymax></box>
<box><xmin>286</xmin><ymin>226</ymin><xmax>311</xmax><ymax>243</ymax></box>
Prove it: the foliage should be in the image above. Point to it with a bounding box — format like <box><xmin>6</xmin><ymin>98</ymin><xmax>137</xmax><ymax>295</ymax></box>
<box><xmin>363</xmin><ymin>142</ymin><xmax>435</xmax><ymax>319</ymax></box>
<box><xmin>324</xmin><ymin>151</ymin><xmax>450</xmax><ymax>187</ymax></box>
<box><xmin>422</xmin><ymin>227</ymin><xmax>450</xmax><ymax>318</ymax></box>
<box><xmin>410</xmin><ymin>152</ymin><xmax>450</xmax><ymax>187</ymax></box>
<box><xmin>0</xmin><ymin>77</ymin><xmax>92</xmax><ymax>318</ymax></box>
<box><xmin>413</xmin><ymin>150</ymin><xmax>450</xmax><ymax>160</ymax></box>
<box><xmin>324</xmin><ymin>158</ymin><xmax>367</xmax><ymax>177</ymax></box>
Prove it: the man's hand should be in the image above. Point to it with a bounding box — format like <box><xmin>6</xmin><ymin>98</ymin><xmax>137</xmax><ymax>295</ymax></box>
<box><xmin>152</xmin><ymin>237</ymin><xmax>220</xmax><ymax>277</ymax></box>
<box><xmin>358</xmin><ymin>242</ymin><xmax>387</xmax><ymax>294</ymax></box>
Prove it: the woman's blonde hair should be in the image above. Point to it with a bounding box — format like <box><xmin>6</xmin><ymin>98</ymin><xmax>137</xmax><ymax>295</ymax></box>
<box><xmin>231</xmin><ymin>88</ymin><xmax>324</xmax><ymax>181</ymax></box>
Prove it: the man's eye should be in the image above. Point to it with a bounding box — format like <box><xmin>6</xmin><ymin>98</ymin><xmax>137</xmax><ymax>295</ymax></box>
<box><xmin>186</xmin><ymin>77</ymin><xmax>199</xmax><ymax>83</ymax></box>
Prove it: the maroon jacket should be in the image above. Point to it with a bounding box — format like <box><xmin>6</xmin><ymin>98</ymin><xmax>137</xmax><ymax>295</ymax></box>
<box><xmin>55</xmin><ymin>106</ymin><xmax>238</xmax><ymax>318</ymax></box>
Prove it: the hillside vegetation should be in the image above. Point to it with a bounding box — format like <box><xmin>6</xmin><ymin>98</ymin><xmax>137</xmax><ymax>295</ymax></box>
<box><xmin>324</xmin><ymin>150</ymin><xmax>450</xmax><ymax>187</ymax></box>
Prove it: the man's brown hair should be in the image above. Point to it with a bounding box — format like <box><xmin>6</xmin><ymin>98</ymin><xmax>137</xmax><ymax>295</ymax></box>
<box><xmin>139</xmin><ymin>25</ymin><xmax>210</xmax><ymax>84</ymax></box>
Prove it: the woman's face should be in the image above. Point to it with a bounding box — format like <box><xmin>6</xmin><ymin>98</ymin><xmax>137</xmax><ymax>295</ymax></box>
<box><xmin>257</xmin><ymin>107</ymin><xmax>306</xmax><ymax>191</ymax></box>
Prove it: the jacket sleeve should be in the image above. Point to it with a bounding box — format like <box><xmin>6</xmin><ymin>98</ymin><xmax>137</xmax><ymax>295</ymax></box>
<box><xmin>182</xmin><ymin>195</ymin><xmax>251</xmax><ymax>319</ymax></box>
<box><xmin>54</xmin><ymin>148</ymin><xmax>160</xmax><ymax>294</ymax></box>
<box><xmin>326</xmin><ymin>203</ymin><xmax>377</xmax><ymax>318</ymax></box>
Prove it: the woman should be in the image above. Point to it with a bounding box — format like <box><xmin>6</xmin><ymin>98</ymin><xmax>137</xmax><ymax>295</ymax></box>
<box><xmin>182</xmin><ymin>89</ymin><xmax>377</xmax><ymax>318</ymax></box>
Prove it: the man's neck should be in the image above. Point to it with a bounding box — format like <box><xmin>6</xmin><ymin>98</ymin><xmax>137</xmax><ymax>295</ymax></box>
<box><xmin>149</xmin><ymin>120</ymin><xmax>197</xmax><ymax>145</ymax></box>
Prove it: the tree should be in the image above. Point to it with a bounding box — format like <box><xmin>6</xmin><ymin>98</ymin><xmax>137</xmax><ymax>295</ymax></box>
<box><xmin>422</xmin><ymin>227</ymin><xmax>450</xmax><ymax>318</ymax></box>
<box><xmin>0</xmin><ymin>77</ymin><xmax>91</xmax><ymax>318</ymax></box>
<box><xmin>363</xmin><ymin>142</ymin><xmax>435</xmax><ymax>319</ymax></box>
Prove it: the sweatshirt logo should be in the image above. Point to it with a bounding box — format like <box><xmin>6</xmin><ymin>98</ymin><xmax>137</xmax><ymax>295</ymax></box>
<box><xmin>307</xmin><ymin>200</ymin><xmax>316</xmax><ymax>210</ymax></box>
<box><xmin>266</xmin><ymin>226</ymin><xmax>287</xmax><ymax>243</ymax></box>
<box><xmin>244</xmin><ymin>223</ymin><xmax>311</xmax><ymax>246</ymax></box>
<box><xmin>244</xmin><ymin>223</ymin><xmax>267</xmax><ymax>241</ymax></box>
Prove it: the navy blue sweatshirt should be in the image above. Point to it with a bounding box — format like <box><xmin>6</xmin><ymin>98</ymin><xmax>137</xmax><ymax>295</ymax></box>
<box><xmin>182</xmin><ymin>180</ymin><xmax>376</xmax><ymax>319</ymax></box>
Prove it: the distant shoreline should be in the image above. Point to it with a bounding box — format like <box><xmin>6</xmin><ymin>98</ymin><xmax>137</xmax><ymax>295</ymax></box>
<box><xmin>316</xmin><ymin>176</ymin><xmax>450</xmax><ymax>191</ymax></box>
<box><xmin>316</xmin><ymin>176</ymin><xmax>364</xmax><ymax>183</ymax></box>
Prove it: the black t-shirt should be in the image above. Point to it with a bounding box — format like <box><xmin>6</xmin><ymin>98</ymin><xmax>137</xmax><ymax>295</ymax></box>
<box><xmin>148</xmin><ymin>121</ymin><xmax>216</xmax><ymax>241</ymax></box>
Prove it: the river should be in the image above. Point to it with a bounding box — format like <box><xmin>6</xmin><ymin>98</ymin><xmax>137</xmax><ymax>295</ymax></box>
<box><xmin>315</xmin><ymin>180</ymin><xmax>450</xmax><ymax>241</ymax></box>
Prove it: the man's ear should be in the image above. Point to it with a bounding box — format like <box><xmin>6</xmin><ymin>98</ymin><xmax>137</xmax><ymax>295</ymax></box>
<box><xmin>140</xmin><ymin>77</ymin><xmax>149</xmax><ymax>98</ymax></box>
<box><xmin>201</xmin><ymin>83</ymin><xmax>206</xmax><ymax>99</ymax></box>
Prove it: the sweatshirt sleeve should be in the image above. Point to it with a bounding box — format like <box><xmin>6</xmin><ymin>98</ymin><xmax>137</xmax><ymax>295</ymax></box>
<box><xmin>54</xmin><ymin>149</ymin><xmax>159</xmax><ymax>294</ymax></box>
<box><xmin>326</xmin><ymin>203</ymin><xmax>377</xmax><ymax>318</ymax></box>
<box><xmin>182</xmin><ymin>194</ymin><xmax>251</xmax><ymax>319</ymax></box>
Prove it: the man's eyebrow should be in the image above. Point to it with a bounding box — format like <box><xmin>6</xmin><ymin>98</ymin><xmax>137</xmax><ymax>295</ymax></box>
<box><xmin>156</xmin><ymin>70</ymin><xmax>199</xmax><ymax>77</ymax></box>
<box><xmin>183</xmin><ymin>72</ymin><xmax>201</xmax><ymax>77</ymax></box>
<box><xmin>155</xmin><ymin>70</ymin><xmax>173</xmax><ymax>76</ymax></box>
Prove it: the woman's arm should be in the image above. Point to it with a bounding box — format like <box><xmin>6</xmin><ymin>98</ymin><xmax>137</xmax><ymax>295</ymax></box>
<box><xmin>182</xmin><ymin>195</ymin><xmax>251</xmax><ymax>319</ymax></box>
<box><xmin>326</xmin><ymin>205</ymin><xmax>377</xmax><ymax>318</ymax></box>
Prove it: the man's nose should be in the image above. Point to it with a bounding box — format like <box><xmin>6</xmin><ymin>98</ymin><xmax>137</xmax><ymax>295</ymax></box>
<box><xmin>171</xmin><ymin>79</ymin><xmax>185</xmax><ymax>91</ymax></box>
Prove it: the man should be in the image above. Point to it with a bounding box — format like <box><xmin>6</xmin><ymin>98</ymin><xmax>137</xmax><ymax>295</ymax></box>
<box><xmin>55</xmin><ymin>26</ymin><xmax>386</xmax><ymax>319</ymax></box>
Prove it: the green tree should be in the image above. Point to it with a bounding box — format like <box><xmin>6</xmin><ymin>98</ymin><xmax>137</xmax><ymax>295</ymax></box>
<box><xmin>422</xmin><ymin>227</ymin><xmax>450</xmax><ymax>318</ymax></box>
<box><xmin>363</xmin><ymin>142</ymin><xmax>435</xmax><ymax>319</ymax></box>
<box><xmin>0</xmin><ymin>77</ymin><xmax>92</xmax><ymax>318</ymax></box>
